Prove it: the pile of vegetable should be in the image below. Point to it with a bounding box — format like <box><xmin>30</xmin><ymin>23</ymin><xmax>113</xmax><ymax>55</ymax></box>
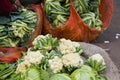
<box><xmin>0</xmin><ymin>7</ymin><xmax>37</xmax><ymax>47</ymax></box>
<box><xmin>43</xmin><ymin>0</ymin><xmax>106</xmax><ymax>42</ymax></box>
<box><xmin>0</xmin><ymin>34</ymin><xmax>107</xmax><ymax>80</ymax></box>
<box><xmin>0</xmin><ymin>0</ymin><xmax>113</xmax><ymax>79</ymax></box>
<box><xmin>0</xmin><ymin>4</ymin><xmax>43</xmax><ymax>63</ymax></box>
<box><xmin>44</xmin><ymin>0</ymin><xmax>102</xmax><ymax>29</ymax></box>
<box><xmin>74</xmin><ymin>0</ymin><xmax>102</xmax><ymax>29</ymax></box>
<box><xmin>44</xmin><ymin>0</ymin><xmax>70</xmax><ymax>27</ymax></box>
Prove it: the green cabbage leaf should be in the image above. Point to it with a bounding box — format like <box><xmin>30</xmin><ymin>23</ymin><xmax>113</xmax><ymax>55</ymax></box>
<box><xmin>70</xmin><ymin>65</ymin><xmax>96</xmax><ymax>80</ymax></box>
<box><xmin>50</xmin><ymin>73</ymin><xmax>71</xmax><ymax>80</ymax></box>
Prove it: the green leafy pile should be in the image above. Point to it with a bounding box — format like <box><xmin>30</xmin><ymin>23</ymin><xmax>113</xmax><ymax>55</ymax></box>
<box><xmin>44</xmin><ymin>0</ymin><xmax>70</xmax><ymax>27</ymax></box>
<box><xmin>74</xmin><ymin>0</ymin><xmax>102</xmax><ymax>29</ymax></box>
<box><xmin>0</xmin><ymin>8</ymin><xmax>37</xmax><ymax>47</ymax></box>
<box><xmin>44</xmin><ymin>0</ymin><xmax>102</xmax><ymax>29</ymax></box>
<box><xmin>0</xmin><ymin>62</ymin><xmax>17</xmax><ymax>80</ymax></box>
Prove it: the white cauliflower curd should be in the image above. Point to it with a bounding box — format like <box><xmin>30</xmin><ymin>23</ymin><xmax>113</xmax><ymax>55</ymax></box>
<box><xmin>48</xmin><ymin>56</ymin><xmax>63</xmax><ymax>73</ymax></box>
<box><xmin>24</xmin><ymin>50</ymin><xmax>44</xmax><ymax>64</ymax></box>
<box><xmin>16</xmin><ymin>62</ymin><xmax>27</xmax><ymax>73</ymax></box>
<box><xmin>57</xmin><ymin>38</ymin><xmax>80</xmax><ymax>54</ymax></box>
<box><xmin>62</xmin><ymin>53</ymin><xmax>83</xmax><ymax>67</ymax></box>
<box><xmin>16</xmin><ymin>50</ymin><xmax>44</xmax><ymax>73</ymax></box>
<box><xmin>90</xmin><ymin>54</ymin><xmax>105</xmax><ymax>65</ymax></box>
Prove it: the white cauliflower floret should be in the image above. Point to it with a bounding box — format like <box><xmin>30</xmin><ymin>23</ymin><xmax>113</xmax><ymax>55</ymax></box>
<box><xmin>90</xmin><ymin>54</ymin><xmax>105</xmax><ymax>65</ymax></box>
<box><xmin>24</xmin><ymin>50</ymin><xmax>44</xmax><ymax>65</ymax></box>
<box><xmin>16</xmin><ymin>62</ymin><xmax>27</xmax><ymax>73</ymax></box>
<box><xmin>57</xmin><ymin>39</ymin><xmax>79</xmax><ymax>54</ymax></box>
<box><xmin>16</xmin><ymin>50</ymin><xmax>44</xmax><ymax>73</ymax></box>
<box><xmin>62</xmin><ymin>53</ymin><xmax>83</xmax><ymax>67</ymax></box>
<box><xmin>23</xmin><ymin>60</ymin><xmax>31</xmax><ymax>67</ymax></box>
<box><xmin>48</xmin><ymin>56</ymin><xmax>63</xmax><ymax>73</ymax></box>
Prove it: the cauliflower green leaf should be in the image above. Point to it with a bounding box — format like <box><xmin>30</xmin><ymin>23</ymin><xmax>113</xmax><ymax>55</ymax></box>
<box><xmin>32</xmin><ymin>34</ymin><xmax>60</xmax><ymax>51</ymax></box>
<box><xmin>86</xmin><ymin>54</ymin><xmax>106</xmax><ymax>73</ymax></box>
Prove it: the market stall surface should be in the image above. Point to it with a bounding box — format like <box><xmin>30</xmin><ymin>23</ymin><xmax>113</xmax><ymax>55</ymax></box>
<box><xmin>93</xmin><ymin>0</ymin><xmax>120</xmax><ymax>73</ymax></box>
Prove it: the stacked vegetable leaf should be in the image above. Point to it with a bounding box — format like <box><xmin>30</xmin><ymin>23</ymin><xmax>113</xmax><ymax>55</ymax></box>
<box><xmin>44</xmin><ymin>0</ymin><xmax>102</xmax><ymax>29</ymax></box>
<box><xmin>0</xmin><ymin>34</ymin><xmax>107</xmax><ymax>80</ymax></box>
<box><xmin>0</xmin><ymin>7</ymin><xmax>37</xmax><ymax>47</ymax></box>
<box><xmin>74</xmin><ymin>0</ymin><xmax>102</xmax><ymax>29</ymax></box>
<box><xmin>0</xmin><ymin>62</ymin><xmax>18</xmax><ymax>79</ymax></box>
<box><xmin>44</xmin><ymin>0</ymin><xmax>70</xmax><ymax>27</ymax></box>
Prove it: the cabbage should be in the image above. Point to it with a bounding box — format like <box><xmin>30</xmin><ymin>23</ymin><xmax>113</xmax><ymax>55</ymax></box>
<box><xmin>50</xmin><ymin>73</ymin><xmax>71</xmax><ymax>80</ymax></box>
<box><xmin>70</xmin><ymin>65</ymin><xmax>96</xmax><ymax>80</ymax></box>
<box><xmin>25</xmin><ymin>67</ymin><xmax>41</xmax><ymax>80</ymax></box>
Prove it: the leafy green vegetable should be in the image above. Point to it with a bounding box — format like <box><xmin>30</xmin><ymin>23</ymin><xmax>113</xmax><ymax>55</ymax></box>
<box><xmin>0</xmin><ymin>16</ymin><xmax>10</xmax><ymax>25</ymax></box>
<box><xmin>40</xmin><ymin>66</ymin><xmax>52</xmax><ymax>80</ymax></box>
<box><xmin>50</xmin><ymin>73</ymin><xmax>71</xmax><ymax>80</ymax></box>
<box><xmin>0</xmin><ymin>62</ymin><xmax>16</xmax><ymax>80</ymax></box>
<box><xmin>25</xmin><ymin>66</ymin><xmax>41</xmax><ymax>80</ymax></box>
<box><xmin>86</xmin><ymin>58</ymin><xmax>106</xmax><ymax>73</ymax></box>
<box><xmin>70</xmin><ymin>65</ymin><xmax>96</xmax><ymax>80</ymax></box>
<box><xmin>32</xmin><ymin>34</ymin><xmax>60</xmax><ymax>51</ymax></box>
<box><xmin>96</xmin><ymin>75</ymin><xmax>107</xmax><ymax>80</ymax></box>
<box><xmin>73</xmin><ymin>0</ymin><xmax>102</xmax><ymax>30</ymax></box>
<box><xmin>21</xmin><ymin>8</ymin><xmax>37</xmax><ymax>24</ymax></box>
<box><xmin>88</xmin><ymin>0</ymin><xmax>101</xmax><ymax>12</ymax></box>
<box><xmin>81</xmin><ymin>12</ymin><xmax>102</xmax><ymax>29</ymax></box>
<box><xmin>76</xmin><ymin>46</ymin><xmax>83</xmax><ymax>55</ymax></box>
<box><xmin>48</xmin><ymin>49</ymin><xmax>63</xmax><ymax>59</ymax></box>
<box><xmin>44</xmin><ymin>0</ymin><xmax>102</xmax><ymax>29</ymax></box>
<box><xmin>9</xmin><ymin>11</ymin><xmax>24</xmax><ymax>22</ymax></box>
<box><xmin>10</xmin><ymin>66</ymin><xmax>50</xmax><ymax>80</ymax></box>
<box><xmin>8</xmin><ymin>73</ymin><xmax>25</xmax><ymax>80</ymax></box>
<box><xmin>86</xmin><ymin>54</ymin><xmax>106</xmax><ymax>73</ymax></box>
<box><xmin>0</xmin><ymin>7</ymin><xmax>37</xmax><ymax>47</ymax></box>
<box><xmin>0</xmin><ymin>10</ymin><xmax>24</xmax><ymax>25</ymax></box>
<box><xmin>8</xmin><ymin>20</ymin><xmax>33</xmax><ymax>38</ymax></box>
<box><xmin>73</xmin><ymin>0</ymin><xmax>89</xmax><ymax>14</ymax></box>
<box><xmin>44</xmin><ymin>0</ymin><xmax>70</xmax><ymax>27</ymax></box>
<box><xmin>0</xmin><ymin>62</ymin><xmax>10</xmax><ymax>71</ymax></box>
<box><xmin>62</xmin><ymin>66</ymin><xmax>79</xmax><ymax>74</ymax></box>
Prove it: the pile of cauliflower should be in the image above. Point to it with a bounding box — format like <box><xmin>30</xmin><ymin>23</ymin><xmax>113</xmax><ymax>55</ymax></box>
<box><xmin>16</xmin><ymin>34</ymin><xmax>105</xmax><ymax>74</ymax></box>
<box><xmin>16</xmin><ymin>50</ymin><xmax>44</xmax><ymax>73</ymax></box>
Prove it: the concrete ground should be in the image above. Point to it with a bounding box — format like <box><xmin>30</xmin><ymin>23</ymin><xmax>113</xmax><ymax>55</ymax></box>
<box><xmin>93</xmin><ymin>0</ymin><xmax>120</xmax><ymax>73</ymax></box>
